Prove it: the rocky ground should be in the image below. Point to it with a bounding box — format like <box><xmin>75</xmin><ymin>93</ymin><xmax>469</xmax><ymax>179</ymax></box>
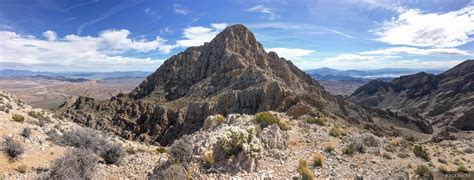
<box><xmin>0</xmin><ymin>91</ymin><xmax>473</xmax><ymax>179</ymax></box>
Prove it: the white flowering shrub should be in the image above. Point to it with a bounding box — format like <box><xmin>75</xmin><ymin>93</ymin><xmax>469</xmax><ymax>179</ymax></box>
<box><xmin>218</xmin><ymin>126</ymin><xmax>263</xmax><ymax>158</ymax></box>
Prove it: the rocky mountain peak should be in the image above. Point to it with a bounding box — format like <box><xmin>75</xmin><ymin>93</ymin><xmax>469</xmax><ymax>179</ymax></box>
<box><xmin>209</xmin><ymin>24</ymin><xmax>261</xmax><ymax>51</ymax></box>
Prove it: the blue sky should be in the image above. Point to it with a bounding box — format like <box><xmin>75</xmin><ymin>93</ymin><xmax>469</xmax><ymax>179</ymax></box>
<box><xmin>0</xmin><ymin>0</ymin><xmax>473</xmax><ymax>72</ymax></box>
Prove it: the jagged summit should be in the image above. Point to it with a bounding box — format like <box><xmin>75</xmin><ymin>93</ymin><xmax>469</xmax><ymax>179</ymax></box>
<box><xmin>61</xmin><ymin>24</ymin><xmax>432</xmax><ymax>145</ymax></box>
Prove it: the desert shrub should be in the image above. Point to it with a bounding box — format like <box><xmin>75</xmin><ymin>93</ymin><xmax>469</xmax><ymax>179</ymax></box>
<box><xmin>438</xmin><ymin>165</ymin><xmax>448</xmax><ymax>174</ymax></box>
<box><xmin>324</xmin><ymin>143</ymin><xmax>335</xmax><ymax>153</ymax></box>
<box><xmin>437</xmin><ymin>158</ymin><xmax>447</xmax><ymax>164</ymax></box>
<box><xmin>413</xmin><ymin>145</ymin><xmax>430</xmax><ymax>161</ymax></box>
<box><xmin>385</xmin><ymin>144</ymin><xmax>396</xmax><ymax>152</ymax></box>
<box><xmin>28</xmin><ymin>111</ymin><xmax>42</xmax><ymax>119</ymax></box>
<box><xmin>16</xmin><ymin>165</ymin><xmax>28</xmax><ymax>173</ymax></box>
<box><xmin>311</xmin><ymin>152</ymin><xmax>324</xmax><ymax>167</ymax></box>
<box><xmin>170</xmin><ymin>137</ymin><xmax>193</xmax><ymax>164</ymax></box>
<box><xmin>397</xmin><ymin>153</ymin><xmax>410</xmax><ymax>159</ymax></box>
<box><xmin>2</xmin><ymin>137</ymin><xmax>24</xmax><ymax>160</ymax></box>
<box><xmin>218</xmin><ymin>126</ymin><xmax>263</xmax><ymax>158</ymax></box>
<box><xmin>254</xmin><ymin>112</ymin><xmax>280</xmax><ymax>128</ymax></box>
<box><xmin>464</xmin><ymin>147</ymin><xmax>474</xmax><ymax>154</ymax></box>
<box><xmin>328</xmin><ymin>127</ymin><xmax>346</xmax><ymax>137</ymax></box>
<box><xmin>102</xmin><ymin>143</ymin><xmax>125</xmax><ymax>165</ymax></box>
<box><xmin>305</xmin><ymin>117</ymin><xmax>325</xmax><ymax>126</ymax></box>
<box><xmin>254</xmin><ymin>112</ymin><xmax>291</xmax><ymax>131</ymax></box>
<box><xmin>203</xmin><ymin>151</ymin><xmax>215</xmax><ymax>168</ymax></box>
<box><xmin>343</xmin><ymin>141</ymin><xmax>366</xmax><ymax>155</ymax></box>
<box><xmin>278</xmin><ymin>119</ymin><xmax>292</xmax><ymax>131</ymax></box>
<box><xmin>48</xmin><ymin>149</ymin><xmax>97</xmax><ymax>179</ymax></box>
<box><xmin>457</xmin><ymin>165</ymin><xmax>468</xmax><ymax>173</ymax></box>
<box><xmin>49</xmin><ymin>128</ymin><xmax>125</xmax><ymax>165</ymax></box>
<box><xmin>202</xmin><ymin>114</ymin><xmax>226</xmax><ymax>130</ymax></box>
<box><xmin>415</xmin><ymin>165</ymin><xmax>432</xmax><ymax>178</ymax></box>
<box><xmin>382</xmin><ymin>152</ymin><xmax>392</xmax><ymax>159</ymax></box>
<box><xmin>149</xmin><ymin>161</ymin><xmax>187</xmax><ymax>180</ymax></box>
<box><xmin>297</xmin><ymin>159</ymin><xmax>314</xmax><ymax>180</ymax></box>
<box><xmin>21</xmin><ymin>128</ymin><xmax>32</xmax><ymax>138</ymax></box>
<box><xmin>11</xmin><ymin>114</ymin><xmax>25</xmax><ymax>123</ymax></box>
<box><xmin>156</xmin><ymin>146</ymin><xmax>168</xmax><ymax>154</ymax></box>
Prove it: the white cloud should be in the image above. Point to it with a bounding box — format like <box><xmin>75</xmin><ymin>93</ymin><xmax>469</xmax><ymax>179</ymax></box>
<box><xmin>176</xmin><ymin>23</ymin><xmax>227</xmax><ymax>47</ymax></box>
<box><xmin>42</xmin><ymin>30</ymin><xmax>57</xmax><ymax>41</ymax></box>
<box><xmin>0</xmin><ymin>30</ymin><xmax>172</xmax><ymax>71</ymax></box>
<box><xmin>173</xmin><ymin>3</ymin><xmax>190</xmax><ymax>15</ymax></box>
<box><xmin>373</xmin><ymin>4</ymin><xmax>474</xmax><ymax>48</ymax></box>
<box><xmin>360</xmin><ymin>47</ymin><xmax>471</xmax><ymax>56</ymax></box>
<box><xmin>246</xmin><ymin>5</ymin><xmax>279</xmax><ymax>20</ymax></box>
<box><xmin>266</xmin><ymin>48</ymin><xmax>314</xmax><ymax>59</ymax></box>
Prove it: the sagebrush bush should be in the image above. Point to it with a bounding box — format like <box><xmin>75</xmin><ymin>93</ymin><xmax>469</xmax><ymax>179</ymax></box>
<box><xmin>305</xmin><ymin>117</ymin><xmax>325</xmax><ymax>126</ymax></box>
<box><xmin>149</xmin><ymin>161</ymin><xmax>187</xmax><ymax>180</ymax></box>
<box><xmin>311</xmin><ymin>152</ymin><xmax>324</xmax><ymax>167</ymax></box>
<box><xmin>48</xmin><ymin>149</ymin><xmax>97</xmax><ymax>179</ymax></box>
<box><xmin>278</xmin><ymin>119</ymin><xmax>292</xmax><ymax>131</ymax></box>
<box><xmin>49</xmin><ymin>128</ymin><xmax>125</xmax><ymax>165</ymax></box>
<box><xmin>415</xmin><ymin>165</ymin><xmax>432</xmax><ymax>178</ymax></box>
<box><xmin>2</xmin><ymin>137</ymin><xmax>24</xmax><ymax>160</ymax></box>
<box><xmin>156</xmin><ymin>146</ymin><xmax>168</xmax><ymax>154</ymax></box>
<box><xmin>218</xmin><ymin>126</ymin><xmax>263</xmax><ymax>158</ymax></box>
<box><xmin>21</xmin><ymin>127</ymin><xmax>32</xmax><ymax>138</ymax></box>
<box><xmin>102</xmin><ymin>143</ymin><xmax>125</xmax><ymax>165</ymax></box>
<box><xmin>11</xmin><ymin>114</ymin><xmax>25</xmax><ymax>123</ymax></box>
<box><xmin>343</xmin><ymin>141</ymin><xmax>366</xmax><ymax>155</ymax></box>
<box><xmin>28</xmin><ymin>111</ymin><xmax>42</xmax><ymax>119</ymax></box>
<box><xmin>297</xmin><ymin>159</ymin><xmax>314</xmax><ymax>180</ymax></box>
<box><xmin>413</xmin><ymin>145</ymin><xmax>430</xmax><ymax>161</ymax></box>
<box><xmin>170</xmin><ymin>137</ymin><xmax>193</xmax><ymax>164</ymax></box>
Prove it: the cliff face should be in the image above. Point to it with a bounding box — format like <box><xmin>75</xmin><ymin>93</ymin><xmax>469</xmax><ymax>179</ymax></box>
<box><xmin>350</xmin><ymin>60</ymin><xmax>474</xmax><ymax>131</ymax></box>
<box><xmin>60</xmin><ymin>25</ymin><xmax>432</xmax><ymax>145</ymax></box>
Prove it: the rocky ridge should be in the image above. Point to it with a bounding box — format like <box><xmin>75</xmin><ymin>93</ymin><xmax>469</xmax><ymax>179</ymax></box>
<box><xmin>350</xmin><ymin>60</ymin><xmax>474</xmax><ymax>132</ymax></box>
<box><xmin>60</xmin><ymin>24</ymin><xmax>433</xmax><ymax>146</ymax></box>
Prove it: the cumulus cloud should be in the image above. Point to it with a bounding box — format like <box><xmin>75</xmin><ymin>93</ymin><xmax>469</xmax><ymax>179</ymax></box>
<box><xmin>0</xmin><ymin>30</ymin><xmax>171</xmax><ymax>71</ymax></box>
<box><xmin>176</xmin><ymin>23</ymin><xmax>227</xmax><ymax>47</ymax></box>
<box><xmin>246</xmin><ymin>5</ymin><xmax>279</xmax><ymax>20</ymax></box>
<box><xmin>372</xmin><ymin>4</ymin><xmax>474</xmax><ymax>47</ymax></box>
<box><xmin>266</xmin><ymin>48</ymin><xmax>314</xmax><ymax>59</ymax></box>
<box><xmin>360</xmin><ymin>47</ymin><xmax>471</xmax><ymax>56</ymax></box>
<box><xmin>42</xmin><ymin>30</ymin><xmax>57</xmax><ymax>41</ymax></box>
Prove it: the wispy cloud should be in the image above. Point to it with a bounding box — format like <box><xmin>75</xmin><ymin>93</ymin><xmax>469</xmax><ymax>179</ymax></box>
<box><xmin>245</xmin><ymin>5</ymin><xmax>279</xmax><ymax>20</ymax></box>
<box><xmin>64</xmin><ymin>17</ymin><xmax>77</xmax><ymax>22</ymax></box>
<box><xmin>249</xmin><ymin>22</ymin><xmax>354</xmax><ymax>39</ymax></box>
<box><xmin>144</xmin><ymin>8</ymin><xmax>161</xmax><ymax>20</ymax></box>
<box><xmin>61</xmin><ymin>0</ymin><xmax>100</xmax><ymax>12</ymax></box>
<box><xmin>77</xmin><ymin>0</ymin><xmax>145</xmax><ymax>35</ymax></box>
<box><xmin>360</xmin><ymin>47</ymin><xmax>471</xmax><ymax>56</ymax></box>
<box><xmin>173</xmin><ymin>3</ymin><xmax>190</xmax><ymax>15</ymax></box>
<box><xmin>372</xmin><ymin>4</ymin><xmax>474</xmax><ymax>48</ymax></box>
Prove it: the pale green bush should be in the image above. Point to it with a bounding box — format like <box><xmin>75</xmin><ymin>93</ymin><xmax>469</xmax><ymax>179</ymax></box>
<box><xmin>218</xmin><ymin>126</ymin><xmax>263</xmax><ymax>158</ymax></box>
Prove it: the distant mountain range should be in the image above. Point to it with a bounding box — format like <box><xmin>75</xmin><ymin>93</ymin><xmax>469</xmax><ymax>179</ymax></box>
<box><xmin>0</xmin><ymin>69</ymin><xmax>151</xmax><ymax>80</ymax></box>
<box><xmin>305</xmin><ymin>67</ymin><xmax>444</xmax><ymax>81</ymax></box>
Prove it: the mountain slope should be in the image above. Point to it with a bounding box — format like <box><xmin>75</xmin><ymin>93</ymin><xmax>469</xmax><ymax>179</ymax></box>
<box><xmin>60</xmin><ymin>25</ymin><xmax>432</xmax><ymax>145</ymax></box>
<box><xmin>350</xmin><ymin>60</ymin><xmax>473</xmax><ymax>131</ymax></box>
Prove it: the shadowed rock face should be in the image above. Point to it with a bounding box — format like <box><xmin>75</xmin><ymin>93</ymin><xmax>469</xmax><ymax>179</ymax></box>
<box><xmin>60</xmin><ymin>24</ymin><xmax>432</xmax><ymax>145</ymax></box>
<box><xmin>350</xmin><ymin>60</ymin><xmax>474</xmax><ymax>131</ymax></box>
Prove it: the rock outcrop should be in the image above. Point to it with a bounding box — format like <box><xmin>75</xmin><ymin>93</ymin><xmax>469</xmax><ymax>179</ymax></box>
<box><xmin>350</xmin><ymin>60</ymin><xmax>474</xmax><ymax>131</ymax></box>
<box><xmin>60</xmin><ymin>24</ymin><xmax>432</xmax><ymax>145</ymax></box>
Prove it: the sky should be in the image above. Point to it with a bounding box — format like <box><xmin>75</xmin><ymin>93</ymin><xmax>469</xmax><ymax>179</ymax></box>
<box><xmin>0</xmin><ymin>0</ymin><xmax>473</xmax><ymax>72</ymax></box>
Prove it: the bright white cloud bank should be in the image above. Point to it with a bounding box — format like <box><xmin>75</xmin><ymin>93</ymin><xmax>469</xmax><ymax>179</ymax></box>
<box><xmin>373</xmin><ymin>4</ymin><xmax>474</xmax><ymax>48</ymax></box>
<box><xmin>0</xmin><ymin>29</ymin><xmax>172</xmax><ymax>71</ymax></box>
<box><xmin>176</xmin><ymin>23</ymin><xmax>227</xmax><ymax>47</ymax></box>
<box><xmin>266</xmin><ymin>48</ymin><xmax>314</xmax><ymax>59</ymax></box>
